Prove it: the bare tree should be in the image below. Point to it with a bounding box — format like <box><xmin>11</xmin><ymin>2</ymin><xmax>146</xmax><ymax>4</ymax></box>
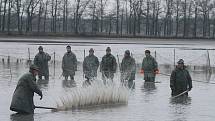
<box><xmin>213</xmin><ymin>14</ymin><xmax>215</xmax><ymax>38</ymax></box>
<box><xmin>151</xmin><ymin>0</ymin><xmax>156</xmax><ymax>35</ymax></box>
<box><xmin>108</xmin><ymin>13</ymin><xmax>114</xmax><ymax>35</ymax></box>
<box><xmin>125</xmin><ymin>0</ymin><xmax>128</xmax><ymax>34</ymax></box>
<box><xmin>198</xmin><ymin>0</ymin><xmax>212</xmax><ymax>37</ymax></box>
<box><xmin>74</xmin><ymin>0</ymin><xmax>91</xmax><ymax>34</ymax></box>
<box><xmin>89</xmin><ymin>1</ymin><xmax>97</xmax><ymax>33</ymax></box>
<box><xmin>0</xmin><ymin>0</ymin><xmax>3</xmax><ymax>30</ymax></box>
<box><xmin>75</xmin><ymin>0</ymin><xmax>80</xmax><ymax>34</ymax></box>
<box><xmin>15</xmin><ymin>0</ymin><xmax>21</xmax><ymax>33</ymax></box>
<box><xmin>120</xmin><ymin>6</ymin><xmax>124</xmax><ymax>36</ymax></box>
<box><xmin>53</xmin><ymin>0</ymin><xmax>58</xmax><ymax>33</ymax></box>
<box><xmin>62</xmin><ymin>0</ymin><xmax>68</xmax><ymax>32</ymax></box>
<box><xmin>43</xmin><ymin>0</ymin><xmax>48</xmax><ymax>32</ymax></box>
<box><xmin>145</xmin><ymin>0</ymin><xmax>150</xmax><ymax>35</ymax></box>
<box><xmin>193</xmin><ymin>1</ymin><xmax>198</xmax><ymax>37</ymax></box>
<box><xmin>116</xmin><ymin>0</ymin><xmax>120</xmax><ymax>34</ymax></box>
<box><xmin>182</xmin><ymin>0</ymin><xmax>187</xmax><ymax>37</ymax></box>
<box><xmin>19</xmin><ymin>3</ymin><xmax>25</xmax><ymax>32</ymax></box>
<box><xmin>128</xmin><ymin>0</ymin><xmax>132</xmax><ymax>34</ymax></box>
<box><xmin>154</xmin><ymin>0</ymin><xmax>161</xmax><ymax>36</ymax></box>
<box><xmin>37</xmin><ymin>0</ymin><xmax>44</xmax><ymax>33</ymax></box>
<box><xmin>187</xmin><ymin>1</ymin><xmax>193</xmax><ymax>37</ymax></box>
<box><xmin>164</xmin><ymin>0</ymin><xmax>173</xmax><ymax>36</ymax></box>
<box><xmin>7</xmin><ymin>0</ymin><xmax>12</xmax><ymax>33</ymax></box>
<box><xmin>25</xmin><ymin>0</ymin><xmax>40</xmax><ymax>32</ymax></box>
<box><xmin>137</xmin><ymin>0</ymin><xmax>143</xmax><ymax>34</ymax></box>
<box><xmin>132</xmin><ymin>1</ymin><xmax>137</xmax><ymax>36</ymax></box>
<box><xmin>213</xmin><ymin>6</ymin><xmax>215</xmax><ymax>38</ymax></box>
<box><xmin>2</xmin><ymin>0</ymin><xmax>8</xmax><ymax>32</ymax></box>
<box><xmin>174</xmin><ymin>0</ymin><xmax>181</xmax><ymax>37</ymax></box>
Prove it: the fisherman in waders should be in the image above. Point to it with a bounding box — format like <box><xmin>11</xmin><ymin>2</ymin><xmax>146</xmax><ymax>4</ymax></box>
<box><xmin>141</xmin><ymin>50</ymin><xmax>159</xmax><ymax>82</ymax></box>
<box><xmin>62</xmin><ymin>45</ymin><xmax>77</xmax><ymax>81</ymax></box>
<box><xmin>10</xmin><ymin>64</ymin><xmax>43</xmax><ymax>114</ymax></box>
<box><xmin>100</xmin><ymin>47</ymin><xmax>117</xmax><ymax>83</ymax></box>
<box><xmin>120</xmin><ymin>50</ymin><xmax>136</xmax><ymax>88</ymax></box>
<box><xmin>34</xmin><ymin>46</ymin><xmax>51</xmax><ymax>80</ymax></box>
<box><xmin>83</xmin><ymin>48</ymin><xmax>99</xmax><ymax>84</ymax></box>
<box><xmin>170</xmin><ymin>59</ymin><xmax>192</xmax><ymax>97</ymax></box>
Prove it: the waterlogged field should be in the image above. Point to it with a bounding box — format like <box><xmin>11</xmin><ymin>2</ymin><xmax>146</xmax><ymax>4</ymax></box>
<box><xmin>0</xmin><ymin>38</ymin><xmax>215</xmax><ymax>121</ymax></box>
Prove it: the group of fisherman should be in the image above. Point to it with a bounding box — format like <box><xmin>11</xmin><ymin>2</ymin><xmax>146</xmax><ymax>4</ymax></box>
<box><xmin>10</xmin><ymin>45</ymin><xmax>192</xmax><ymax>114</ymax></box>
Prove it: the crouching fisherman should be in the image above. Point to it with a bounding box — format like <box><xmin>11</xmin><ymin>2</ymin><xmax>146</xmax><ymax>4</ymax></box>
<box><xmin>10</xmin><ymin>64</ymin><xmax>43</xmax><ymax>114</ymax></box>
<box><xmin>170</xmin><ymin>59</ymin><xmax>192</xmax><ymax>97</ymax></box>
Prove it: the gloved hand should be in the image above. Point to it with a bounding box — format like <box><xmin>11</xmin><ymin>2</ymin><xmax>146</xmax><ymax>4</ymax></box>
<box><xmin>188</xmin><ymin>87</ymin><xmax>192</xmax><ymax>91</ymax></box>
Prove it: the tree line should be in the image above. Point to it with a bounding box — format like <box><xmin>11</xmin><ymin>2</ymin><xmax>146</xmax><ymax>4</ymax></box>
<box><xmin>0</xmin><ymin>0</ymin><xmax>215</xmax><ymax>38</ymax></box>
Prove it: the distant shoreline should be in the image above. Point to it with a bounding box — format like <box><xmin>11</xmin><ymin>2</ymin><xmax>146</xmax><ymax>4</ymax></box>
<box><xmin>0</xmin><ymin>33</ymin><xmax>215</xmax><ymax>44</ymax></box>
<box><xmin>1</xmin><ymin>32</ymin><xmax>215</xmax><ymax>39</ymax></box>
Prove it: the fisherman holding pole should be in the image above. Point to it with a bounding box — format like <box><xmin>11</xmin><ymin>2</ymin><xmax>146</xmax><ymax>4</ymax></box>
<box><xmin>170</xmin><ymin>59</ymin><xmax>192</xmax><ymax>97</ymax></box>
<box><xmin>10</xmin><ymin>64</ymin><xmax>43</xmax><ymax>114</ymax></box>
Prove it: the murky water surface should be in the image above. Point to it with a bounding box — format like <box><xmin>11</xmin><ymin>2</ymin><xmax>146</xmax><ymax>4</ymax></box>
<box><xmin>0</xmin><ymin>39</ymin><xmax>215</xmax><ymax>121</ymax></box>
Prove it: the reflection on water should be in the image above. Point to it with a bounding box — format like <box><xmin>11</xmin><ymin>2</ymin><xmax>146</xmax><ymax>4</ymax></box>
<box><xmin>1</xmin><ymin>61</ymin><xmax>215</xmax><ymax>121</ymax></box>
<box><xmin>141</xmin><ymin>82</ymin><xmax>156</xmax><ymax>93</ymax></box>
<box><xmin>169</xmin><ymin>97</ymin><xmax>192</xmax><ymax>121</ymax></box>
<box><xmin>205</xmin><ymin>70</ymin><xmax>212</xmax><ymax>82</ymax></box>
<box><xmin>37</xmin><ymin>79</ymin><xmax>49</xmax><ymax>88</ymax></box>
<box><xmin>170</xmin><ymin>96</ymin><xmax>192</xmax><ymax>105</ymax></box>
<box><xmin>0</xmin><ymin>41</ymin><xmax>215</xmax><ymax>121</ymax></box>
<box><xmin>10</xmin><ymin>114</ymin><xmax>34</xmax><ymax>121</ymax></box>
<box><xmin>62</xmin><ymin>79</ymin><xmax>77</xmax><ymax>88</ymax></box>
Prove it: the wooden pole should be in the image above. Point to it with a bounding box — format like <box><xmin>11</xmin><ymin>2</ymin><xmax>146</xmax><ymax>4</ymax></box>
<box><xmin>35</xmin><ymin>106</ymin><xmax>57</xmax><ymax>110</ymax></box>
<box><xmin>83</xmin><ymin>49</ymin><xmax>86</xmax><ymax>79</ymax></box>
<box><xmin>28</xmin><ymin>48</ymin><xmax>31</xmax><ymax>64</ymax></box>
<box><xmin>206</xmin><ymin>50</ymin><xmax>212</xmax><ymax>73</ymax></box>
<box><xmin>171</xmin><ymin>90</ymin><xmax>189</xmax><ymax>99</ymax></box>
<box><xmin>174</xmin><ymin>49</ymin><xmax>175</xmax><ymax>67</ymax></box>
<box><xmin>117</xmin><ymin>54</ymin><xmax>121</xmax><ymax>71</ymax></box>
<box><xmin>54</xmin><ymin>52</ymin><xmax>56</xmax><ymax>78</ymax></box>
<box><xmin>7</xmin><ymin>56</ymin><xmax>10</xmax><ymax>64</ymax></box>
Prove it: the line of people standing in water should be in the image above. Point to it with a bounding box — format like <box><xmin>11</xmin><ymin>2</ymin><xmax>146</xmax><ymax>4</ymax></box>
<box><xmin>10</xmin><ymin>45</ymin><xmax>192</xmax><ymax>114</ymax></box>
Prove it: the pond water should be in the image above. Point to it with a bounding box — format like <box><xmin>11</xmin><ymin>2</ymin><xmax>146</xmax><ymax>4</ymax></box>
<box><xmin>0</xmin><ymin>38</ymin><xmax>215</xmax><ymax>121</ymax></box>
